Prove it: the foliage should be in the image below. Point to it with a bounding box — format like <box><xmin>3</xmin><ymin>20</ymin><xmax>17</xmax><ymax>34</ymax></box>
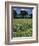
<box><xmin>20</xmin><ymin>10</ymin><xmax>28</xmax><ymax>18</ymax></box>
<box><xmin>12</xmin><ymin>19</ymin><xmax>32</xmax><ymax>37</ymax></box>
<box><xmin>12</xmin><ymin>10</ymin><xmax>17</xmax><ymax>18</ymax></box>
<box><xmin>12</xmin><ymin>10</ymin><xmax>32</xmax><ymax>18</ymax></box>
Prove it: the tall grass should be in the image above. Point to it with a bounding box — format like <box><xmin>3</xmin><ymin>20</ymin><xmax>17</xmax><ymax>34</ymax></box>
<box><xmin>12</xmin><ymin>19</ymin><xmax>32</xmax><ymax>37</ymax></box>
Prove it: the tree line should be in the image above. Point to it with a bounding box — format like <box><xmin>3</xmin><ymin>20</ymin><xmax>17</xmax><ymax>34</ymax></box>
<box><xmin>12</xmin><ymin>10</ymin><xmax>32</xmax><ymax>19</ymax></box>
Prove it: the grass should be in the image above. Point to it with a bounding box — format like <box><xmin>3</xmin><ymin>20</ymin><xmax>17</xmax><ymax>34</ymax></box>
<box><xmin>12</xmin><ymin>19</ymin><xmax>32</xmax><ymax>37</ymax></box>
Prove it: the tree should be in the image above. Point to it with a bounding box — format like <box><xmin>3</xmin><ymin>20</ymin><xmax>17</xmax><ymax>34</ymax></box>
<box><xmin>20</xmin><ymin>10</ymin><xmax>28</xmax><ymax>24</ymax></box>
<box><xmin>20</xmin><ymin>10</ymin><xmax>28</xmax><ymax>18</ymax></box>
<box><xmin>12</xmin><ymin>10</ymin><xmax>17</xmax><ymax>18</ymax></box>
<box><xmin>30</xmin><ymin>13</ymin><xmax>32</xmax><ymax>18</ymax></box>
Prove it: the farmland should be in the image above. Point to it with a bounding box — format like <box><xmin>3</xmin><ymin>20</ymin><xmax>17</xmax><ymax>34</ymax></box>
<box><xmin>12</xmin><ymin>19</ymin><xmax>32</xmax><ymax>37</ymax></box>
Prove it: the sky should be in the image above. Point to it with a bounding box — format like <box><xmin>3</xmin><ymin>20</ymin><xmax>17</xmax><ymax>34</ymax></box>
<box><xmin>13</xmin><ymin>7</ymin><xmax>33</xmax><ymax>15</ymax></box>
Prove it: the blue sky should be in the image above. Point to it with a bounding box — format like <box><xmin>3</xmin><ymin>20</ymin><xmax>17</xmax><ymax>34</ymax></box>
<box><xmin>13</xmin><ymin>7</ymin><xmax>33</xmax><ymax>15</ymax></box>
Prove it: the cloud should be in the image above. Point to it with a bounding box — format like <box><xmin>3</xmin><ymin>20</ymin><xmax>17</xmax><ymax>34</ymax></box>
<box><xmin>21</xmin><ymin>9</ymin><xmax>26</xmax><ymax>11</ymax></box>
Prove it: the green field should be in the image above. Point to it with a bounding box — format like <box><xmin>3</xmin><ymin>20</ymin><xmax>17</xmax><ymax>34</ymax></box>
<box><xmin>12</xmin><ymin>19</ymin><xmax>32</xmax><ymax>37</ymax></box>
